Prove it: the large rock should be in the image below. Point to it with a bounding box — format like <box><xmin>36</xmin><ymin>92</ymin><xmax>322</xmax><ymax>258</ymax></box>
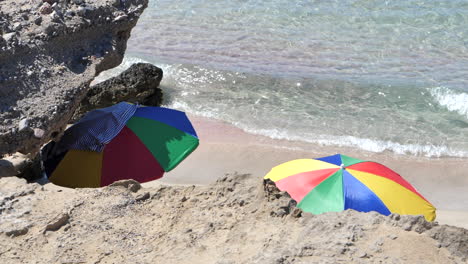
<box><xmin>0</xmin><ymin>0</ymin><xmax>148</xmax><ymax>157</ymax></box>
<box><xmin>73</xmin><ymin>63</ymin><xmax>163</xmax><ymax>120</ymax></box>
<box><xmin>0</xmin><ymin>173</ymin><xmax>467</xmax><ymax>263</ymax></box>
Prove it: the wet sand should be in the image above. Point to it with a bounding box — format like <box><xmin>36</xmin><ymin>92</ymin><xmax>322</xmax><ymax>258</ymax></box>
<box><xmin>151</xmin><ymin>115</ymin><xmax>468</xmax><ymax>228</ymax></box>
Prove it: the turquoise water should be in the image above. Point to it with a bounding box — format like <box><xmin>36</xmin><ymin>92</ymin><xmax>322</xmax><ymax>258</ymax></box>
<box><xmin>100</xmin><ymin>0</ymin><xmax>468</xmax><ymax>157</ymax></box>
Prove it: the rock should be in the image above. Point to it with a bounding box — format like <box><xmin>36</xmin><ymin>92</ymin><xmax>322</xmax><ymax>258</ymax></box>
<box><xmin>64</xmin><ymin>10</ymin><xmax>75</xmax><ymax>17</ymax></box>
<box><xmin>34</xmin><ymin>16</ymin><xmax>43</xmax><ymax>25</ymax></box>
<box><xmin>0</xmin><ymin>159</ymin><xmax>17</xmax><ymax>177</ymax></box>
<box><xmin>43</xmin><ymin>22</ymin><xmax>63</xmax><ymax>36</ymax></box>
<box><xmin>18</xmin><ymin>118</ymin><xmax>30</xmax><ymax>131</ymax></box>
<box><xmin>76</xmin><ymin>6</ymin><xmax>87</xmax><ymax>16</ymax></box>
<box><xmin>357</xmin><ymin>251</ymin><xmax>368</xmax><ymax>258</ymax></box>
<box><xmin>2</xmin><ymin>32</ymin><xmax>15</xmax><ymax>42</ymax></box>
<box><xmin>39</xmin><ymin>2</ymin><xmax>53</xmax><ymax>15</ymax></box>
<box><xmin>135</xmin><ymin>192</ymin><xmax>150</xmax><ymax>202</ymax></box>
<box><xmin>0</xmin><ymin>152</ymin><xmax>40</xmax><ymax>180</ymax></box>
<box><xmin>50</xmin><ymin>11</ymin><xmax>61</xmax><ymax>23</ymax></box>
<box><xmin>0</xmin><ymin>172</ymin><xmax>467</xmax><ymax>263</ymax></box>
<box><xmin>0</xmin><ymin>0</ymin><xmax>149</xmax><ymax>175</ymax></box>
<box><xmin>44</xmin><ymin>212</ymin><xmax>70</xmax><ymax>233</ymax></box>
<box><xmin>33</xmin><ymin>128</ymin><xmax>45</xmax><ymax>138</ymax></box>
<box><xmin>108</xmin><ymin>179</ymin><xmax>142</xmax><ymax>193</ymax></box>
<box><xmin>13</xmin><ymin>22</ymin><xmax>22</xmax><ymax>31</ymax></box>
<box><xmin>291</xmin><ymin>208</ymin><xmax>302</xmax><ymax>218</ymax></box>
<box><xmin>5</xmin><ymin>225</ymin><xmax>29</xmax><ymax>237</ymax></box>
<box><xmin>73</xmin><ymin>63</ymin><xmax>163</xmax><ymax>120</ymax></box>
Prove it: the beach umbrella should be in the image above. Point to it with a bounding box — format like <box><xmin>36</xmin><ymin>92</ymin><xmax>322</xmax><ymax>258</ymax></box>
<box><xmin>43</xmin><ymin>102</ymin><xmax>199</xmax><ymax>188</ymax></box>
<box><xmin>264</xmin><ymin>154</ymin><xmax>435</xmax><ymax>221</ymax></box>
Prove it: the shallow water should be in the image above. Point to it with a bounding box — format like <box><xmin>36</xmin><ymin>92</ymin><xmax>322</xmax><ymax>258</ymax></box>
<box><xmin>98</xmin><ymin>0</ymin><xmax>468</xmax><ymax>157</ymax></box>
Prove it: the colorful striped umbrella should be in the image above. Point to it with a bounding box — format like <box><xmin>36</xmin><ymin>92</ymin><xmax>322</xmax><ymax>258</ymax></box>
<box><xmin>264</xmin><ymin>154</ymin><xmax>435</xmax><ymax>221</ymax></box>
<box><xmin>43</xmin><ymin>102</ymin><xmax>199</xmax><ymax>188</ymax></box>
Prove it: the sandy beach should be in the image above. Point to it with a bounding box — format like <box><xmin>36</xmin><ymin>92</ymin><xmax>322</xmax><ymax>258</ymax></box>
<box><xmin>2</xmin><ymin>0</ymin><xmax>467</xmax><ymax>262</ymax></box>
<box><xmin>155</xmin><ymin>115</ymin><xmax>468</xmax><ymax>229</ymax></box>
<box><xmin>2</xmin><ymin>114</ymin><xmax>467</xmax><ymax>263</ymax></box>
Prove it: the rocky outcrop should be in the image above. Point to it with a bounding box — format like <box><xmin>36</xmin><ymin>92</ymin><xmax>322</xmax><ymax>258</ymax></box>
<box><xmin>0</xmin><ymin>173</ymin><xmax>466</xmax><ymax>263</ymax></box>
<box><xmin>0</xmin><ymin>0</ymin><xmax>148</xmax><ymax>157</ymax></box>
<box><xmin>73</xmin><ymin>63</ymin><xmax>163</xmax><ymax>120</ymax></box>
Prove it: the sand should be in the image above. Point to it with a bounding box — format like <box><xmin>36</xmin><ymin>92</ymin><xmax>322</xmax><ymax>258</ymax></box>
<box><xmin>158</xmin><ymin>115</ymin><xmax>468</xmax><ymax>227</ymax></box>
<box><xmin>1</xmin><ymin>114</ymin><xmax>467</xmax><ymax>263</ymax></box>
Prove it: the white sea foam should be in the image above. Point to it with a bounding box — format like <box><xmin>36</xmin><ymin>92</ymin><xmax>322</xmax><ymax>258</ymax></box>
<box><xmin>429</xmin><ymin>87</ymin><xmax>468</xmax><ymax>120</ymax></box>
<box><xmin>237</xmin><ymin>126</ymin><xmax>468</xmax><ymax>158</ymax></box>
<box><xmin>118</xmin><ymin>0</ymin><xmax>468</xmax><ymax>158</ymax></box>
<box><xmin>92</xmin><ymin>56</ymin><xmax>173</xmax><ymax>85</ymax></box>
<box><xmin>90</xmin><ymin>56</ymin><xmax>468</xmax><ymax>158</ymax></box>
<box><xmin>167</xmin><ymin>101</ymin><xmax>468</xmax><ymax>158</ymax></box>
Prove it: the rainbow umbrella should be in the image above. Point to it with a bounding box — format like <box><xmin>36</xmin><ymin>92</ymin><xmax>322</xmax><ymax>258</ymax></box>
<box><xmin>43</xmin><ymin>102</ymin><xmax>199</xmax><ymax>188</ymax></box>
<box><xmin>264</xmin><ymin>154</ymin><xmax>435</xmax><ymax>221</ymax></box>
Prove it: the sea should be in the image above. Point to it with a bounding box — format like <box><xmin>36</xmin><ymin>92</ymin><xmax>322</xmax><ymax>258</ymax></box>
<box><xmin>96</xmin><ymin>0</ymin><xmax>468</xmax><ymax>158</ymax></box>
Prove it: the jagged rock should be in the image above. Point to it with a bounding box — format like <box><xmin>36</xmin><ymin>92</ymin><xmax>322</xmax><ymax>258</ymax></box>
<box><xmin>73</xmin><ymin>63</ymin><xmax>163</xmax><ymax>120</ymax></box>
<box><xmin>0</xmin><ymin>0</ymin><xmax>149</xmax><ymax>166</ymax></box>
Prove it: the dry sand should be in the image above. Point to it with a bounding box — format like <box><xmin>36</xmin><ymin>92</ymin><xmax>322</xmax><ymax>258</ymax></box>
<box><xmin>161</xmin><ymin>115</ymin><xmax>468</xmax><ymax>227</ymax></box>
<box><xmin>1</xmin><ymin>115</ymin><xmax>467</xmax><ymax>263</ymax></box>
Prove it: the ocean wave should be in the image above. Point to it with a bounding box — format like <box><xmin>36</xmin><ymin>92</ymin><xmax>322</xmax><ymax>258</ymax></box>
<box><xmin>167</xmin><ymin>101</ymin><xmax>468</xmax><ymax>158</ymax></box>
<box><xmin>92</xmin><ymin>56</ymin><xmax>174</xmax><ymax>85</ymax></box>
<box><xmin>429</xmin><ymin>87</ymin><xmax>468</xmax><ymax>120</ymax></box>
<box><xmin>236</xmin><ymin>126</ymin><xmax>468</xmax><ymax>158</ymax></box>
<box><xmin>93</xmin><ymin>59</ymin><xmax>468</xmax><ymax>158</ymax></box>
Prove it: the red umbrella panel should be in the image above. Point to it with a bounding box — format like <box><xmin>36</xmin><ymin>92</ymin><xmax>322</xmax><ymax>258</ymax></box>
<box><xmin>264</xmin><ymin>154</ymin><xmax>436</xmax><ymax>221</ymax></box>
<box><xmin>43</xmin><ymin>103</ymin><xmax>199</xmax><ymax>188</ymax></box>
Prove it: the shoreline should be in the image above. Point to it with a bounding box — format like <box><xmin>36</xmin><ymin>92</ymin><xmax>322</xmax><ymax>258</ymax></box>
<box><xmin>148</xmin><ymin>114</ymin><xmax>468</xmax><ymax>228</ymax></box>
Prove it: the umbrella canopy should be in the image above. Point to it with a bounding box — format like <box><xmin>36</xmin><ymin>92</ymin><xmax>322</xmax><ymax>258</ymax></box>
<box><xmin>43</xmin><ymin>102</ymin><xmax>199</xmax><ymax>188</ymax></box>
<box><xmin>264</xmin><ymin>154</ymin><xmax>435</xmax><ymax>221</ymax></box>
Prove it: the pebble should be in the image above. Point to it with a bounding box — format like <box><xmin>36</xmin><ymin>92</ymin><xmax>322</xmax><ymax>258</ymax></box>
<box><xmin>76</xmin><ymin>6</ymin><xmax>86</xmax><ymax>16</ymax></box>
<box><xmin>3</xmin><ymin>32</ymin><xmax>16</xmax><ymax>42</ymax></box>
<box><xmin>34</xmin><ymin>16</ymin><xmax>43</xmax><ymax>25</ymax></box>
<box><xmin>135</xmin><ymin>192</ymin><xmax>150</xmax><ymax>202</ymax></box>
<box><xmin>112</xmin><ymin>0</ymin><xmax>122</xmax><ymax>7</ymax></box>
<box><xmin>50</xmin><ymin>11</ymin><xmax>61</xmax><ymax>23</ymax></box>
<box><xmin>291</xmin><ymin>208</ymin><xmax>302</xmax><ymax>218</ymax></box>
<box><xmin>5</xmin><ymin>226</ymin><xmax>29</xmax><ymax>237</ymax></box>
<box><xmin>358</xmin><ymin>252</ymin><xmax>368</xmax><ymax>258</ymax></box>
<box><xmin>13</xmin><ymin>23</ymin><xmax>22</xmax><ymax>31</ymax></box>
<box><xmin>39</xmin><ymin>3</ymin><xmax>53</xmax><ymax>15</ymax></box>
<box><xmin>65</xmin><ymin>10</ymin><xmax>75</xmax><ymax>17</ymax></box>
<box><xmin>33</xmin><ymin>128</ymin><xmax>45</xmax><ymax>138</ymax></box>
<box><xmin>18</xmin><ymin>118</ymin><xmax>30</xmax><ymax>131</ymax></box>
